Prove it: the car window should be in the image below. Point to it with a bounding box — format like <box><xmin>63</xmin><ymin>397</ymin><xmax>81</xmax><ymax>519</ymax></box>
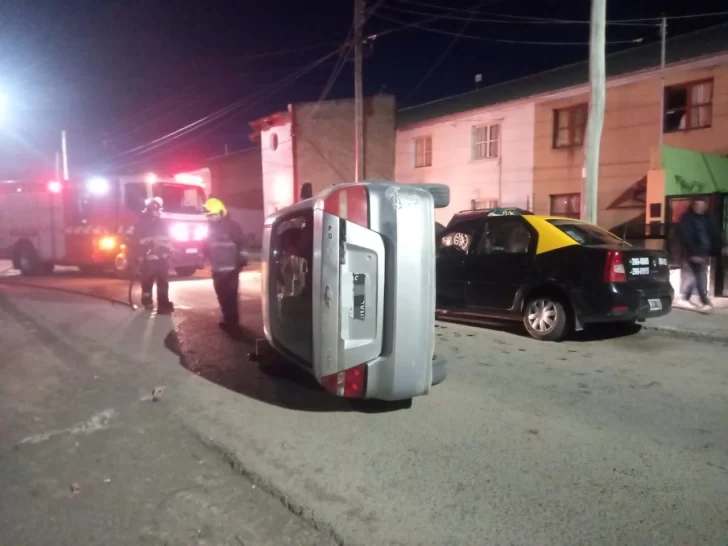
<box><xmin>548</xmin><ymin>220</ymin><xmax>623</xmax><ymax>246</ymax></box>
<box><xmin>438</xmin><ymin>221</ymin><xmax>480</xmax><ymax>255</ymax></box>
<box><xmin>479</xmin><ymin>219</ymin><xmax>531</xmax><ymax>255</ymax></box>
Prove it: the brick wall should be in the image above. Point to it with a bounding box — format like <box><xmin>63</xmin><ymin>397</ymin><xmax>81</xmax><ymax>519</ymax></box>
<box><xmin>208</xmin><ymin>146</ymin><xmax>265</xmax><ymax>246</ymax></box>
<box><xmin>294</xmin><ymin>94</ymin><xmax>396</xmax><ymax>196</ymax></box>
<box><xmin>533</xmin><ymin>62</ymin><xmax>728</xmax><ymax>230</ymax></box>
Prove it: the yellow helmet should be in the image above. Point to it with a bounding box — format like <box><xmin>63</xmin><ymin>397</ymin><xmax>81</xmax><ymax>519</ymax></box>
<box><xmin>204</xmin><ymin>198</ymin><xmax>227</xmax><ymax>217</ymax></box>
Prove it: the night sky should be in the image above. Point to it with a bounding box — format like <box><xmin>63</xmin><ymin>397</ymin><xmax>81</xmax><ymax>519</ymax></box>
<box><xmin>0</xmin><ymin>0</ymin><xmax>726</xmax><ymax>179</ymax></box>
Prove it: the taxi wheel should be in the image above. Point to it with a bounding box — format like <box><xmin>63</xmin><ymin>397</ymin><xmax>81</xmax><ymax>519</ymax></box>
<box><xmin>175</xmin><ymin>266</ymin><xmax>197</xmax><ymax>277</ymax></box>
<box><xmin>523</xmin><ymin>297</ymin><xmax>569</xmax><ymax>342</ymax></box>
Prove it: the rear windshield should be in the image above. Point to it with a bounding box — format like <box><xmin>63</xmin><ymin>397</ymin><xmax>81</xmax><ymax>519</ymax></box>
<box><xmin>548</xmin><ymin>220</ymin><xmax>623</xmax><ymax>246</ymax></box>
<box><xmin>267</xmin><ymin>210</ymin><xmax>314</xmax><ymax>365</ymax></box>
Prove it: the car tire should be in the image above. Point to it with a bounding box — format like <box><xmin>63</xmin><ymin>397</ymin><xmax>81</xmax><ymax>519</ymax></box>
<box><xmin>522</xmin><ymin>296</ymin><xmax>570</xmax><ymax>342</ymax></box>
<box><xmin>175</xmin><ymin>266</ymin><xmax>197</xmax><ymax>277</ymax></box>
<box><xmin>15</xmin><ymin>242</ymin><xmax>41</xmax><ymax>276</ymax></box>
<box><xmin>79</xmin><ymin>265</ymin><xmax>105</xmax><ymax>275</ymax></box>
<box><xmin>431</xmin><ymin>353</ymin><xmax>448</xmax><ymax>386</ymax></box>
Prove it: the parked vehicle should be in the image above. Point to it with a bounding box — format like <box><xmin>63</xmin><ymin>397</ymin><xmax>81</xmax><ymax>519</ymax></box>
<box><xmin>0</xmin><ymin>173</ymin><xmax>208</xmax><ymax>277</ymax></box>
<box><xmin>436</xmin><ymin>209</ymin><xmax>674</xmax><ymax>341</ymax></box>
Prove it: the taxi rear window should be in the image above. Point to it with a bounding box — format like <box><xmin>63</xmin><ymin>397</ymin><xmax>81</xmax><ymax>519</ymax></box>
<box><xmin>547</xmin><ymin>220</ymin><xmax>623</xmax><ymax>246</ymax></box>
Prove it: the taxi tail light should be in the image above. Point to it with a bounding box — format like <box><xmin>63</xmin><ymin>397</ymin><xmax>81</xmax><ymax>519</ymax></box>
<box><xmin>320</xmin><ymin>363</ymin><xmax>367</xmax><ymax>398</ymax></box>
<box><xmin>604</xmin><ymin>251</ymin><xmax>627</xmax><ymax>283</ymax></box>
<box><xmin>323</xmin><ymin>185</ymin><xmax>369</xmax><ymax>227</ymax></box>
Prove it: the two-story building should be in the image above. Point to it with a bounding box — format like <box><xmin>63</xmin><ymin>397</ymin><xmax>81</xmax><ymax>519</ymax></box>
<box><xmin>395</xmin><ymin>23</ymin><xmax>728</xmax><ymax>233</ymax></box>
<box><xmin>396</xmin><ymin>89</ymin><xmax>536</xmax><ymax>226</ymax></box>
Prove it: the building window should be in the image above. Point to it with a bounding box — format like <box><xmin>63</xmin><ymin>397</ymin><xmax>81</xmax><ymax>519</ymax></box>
<box><xmin>553</xmin><ymin>104</ymin><xmax>587</xmax><ymax>148</ymax></box>
<box><xmin>472</xmin><ymin>124</ymin><xmax>500</xmax><ymax>159</ymax></box>
<box><xmin>649</xmin><ymin>203</ymin><xmax>662</xmax><ymax>219</ymax></box>
<box><xmin>550</xmin><ymin>193</ymin><xmax>581</xmax><ymax>219</ymax></box>
<box><xmin>664</xmin><ymin>79</ymin><xmax>713</xmax><ymax>133</ymax></box>
<box><xmin>414</xmin><ymin>136</ymin><xmax>432</xmax><ymax>168</ymax></box>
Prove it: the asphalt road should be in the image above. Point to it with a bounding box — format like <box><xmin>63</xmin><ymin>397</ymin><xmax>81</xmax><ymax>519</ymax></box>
<box><xmin>0</xmin><ymin>283</ymin><xmax>335</xmax><ymax>546</ymax></box>
<box><xmin>1</xmin><ymin>270</ymin><xmax>727</xmax><ymax>546</ymax></box>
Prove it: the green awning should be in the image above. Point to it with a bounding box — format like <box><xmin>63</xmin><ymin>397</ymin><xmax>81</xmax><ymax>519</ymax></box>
<box><xmin>661</xmin><ymin>145</ymin><xmax>728</xmax><ymax>196</ymax></box>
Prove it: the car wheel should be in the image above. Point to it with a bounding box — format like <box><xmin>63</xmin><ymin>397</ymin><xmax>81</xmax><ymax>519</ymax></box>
<box><xmin>79</xmin><ymin>265</ymin><xmax>104</xmax><ymax>275</ymax></box>
<box><xmin>175</xmin><ymin>266</ymin><xmax>197</xmax><ymax>277</ymax></box>
<box><xmin>523</xmin><ymin>297</ymin><xmax>569</xmax><ymax>341</ymax></box>
<box><xmin>16</xmin><ymin>243</ymin><xmax>41</xmax><ymax>276</ymax></box>
<box><xmin>431</xmin><ymin>353</ymin><xmax>448</xmax><ymax>386</ymax></box>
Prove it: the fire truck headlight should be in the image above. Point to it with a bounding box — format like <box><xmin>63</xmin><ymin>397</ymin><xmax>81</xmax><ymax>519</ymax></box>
<box><xmin>193</xmin><ymin>224</ymin><xmax>208</xmax><ymax>241</ymax></box>
<box><xmin>98</xmin><ymin>236</ymin><xmax>117</xmax><ymax>251</ymax></box>
<box><xmin>171</xmin><ymin>223</ymin><xmax>189</xmax><ymax>241</ymax></box>
<box><xmin>87</xmin><ymin>177</ymin><xmax>109</xmax><ymax>195</ymax></box>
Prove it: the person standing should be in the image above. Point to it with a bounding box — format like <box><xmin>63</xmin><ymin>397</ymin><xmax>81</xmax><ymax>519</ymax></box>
<box><xmin>677</xmin><ymin>197</ymin><xmax>722</xmax><ymax>313</ymax></box>
<box><xmin>203</xmin><ymin>198</ymin><xmax>248</xmax><ymax>330</ymax></box>
<box><xmin>134</xmin><ymin>197</ymin><xmax>174</xmax><ymax>313</ymax></box>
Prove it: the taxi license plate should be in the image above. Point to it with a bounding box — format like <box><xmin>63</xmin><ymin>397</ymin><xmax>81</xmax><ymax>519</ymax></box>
<box><xmin>185</xmin><ymin>248</ymin><xmax>198</xmax><ymax>254</ymax></box>
<box><xmin>648</xmin><ymin>298</ymin><xmax>662</xmax><ymax>311</ymax></box>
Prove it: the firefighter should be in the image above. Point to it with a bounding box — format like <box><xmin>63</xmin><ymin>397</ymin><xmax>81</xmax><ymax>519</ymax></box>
<box><xmin>203</xmin><ymin>198</ymin><xmax>247</xmax><ymax>329</ymax></box>
<box><xmin>135</xmin><ymin>197</ymin><xmax>174</xmax><ymax>313</ymax></box>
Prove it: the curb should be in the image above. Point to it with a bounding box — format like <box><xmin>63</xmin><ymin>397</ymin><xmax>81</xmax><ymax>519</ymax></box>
<box><xmin>641</xmin><ymin>323</ymin><xmax>728</xmax><ymax>344</ymax></box>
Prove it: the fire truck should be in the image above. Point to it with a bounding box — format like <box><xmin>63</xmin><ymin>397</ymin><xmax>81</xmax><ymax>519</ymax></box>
<box><xmin>0</xmin><ymin>172</ymin><xmax>209</xmax><ymax>276</ymax></box>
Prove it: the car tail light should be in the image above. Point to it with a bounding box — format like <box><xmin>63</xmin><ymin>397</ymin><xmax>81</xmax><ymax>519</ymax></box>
<box><xmin>171</xmin><ymin>223</ymin><xmax>189</xmax><ymax>242</ymax></box>
<box><xmin>323</xmin><ymin>185</ymin><xmax>369</xmax><ymax>227</ymax></box>
<box><xmin>320</xmin><ymin>363</ymin><xmax>367</xmax><ymax>398</ymax></box>
<box><xmin>48</xmin><ymin>181</ymin><xmax>61</xmax><ymax>193</ymax></box>
<box><xmin>604</xmin><ymin>250</ymin><xmax>626</xmax><ymax>283</ymax></box>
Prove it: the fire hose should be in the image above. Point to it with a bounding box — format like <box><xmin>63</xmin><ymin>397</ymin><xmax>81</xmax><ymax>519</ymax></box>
<box><xmin>127</xmin><ymin>256</ymin><xmax>143</xmax><ymax>309</ymax></box>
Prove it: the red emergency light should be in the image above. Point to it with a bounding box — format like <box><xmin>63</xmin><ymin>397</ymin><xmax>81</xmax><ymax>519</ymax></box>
<box><xmin>47</xmin><ymin>181</ymin><xmax>62</xmax><ymax>193</ymax></box>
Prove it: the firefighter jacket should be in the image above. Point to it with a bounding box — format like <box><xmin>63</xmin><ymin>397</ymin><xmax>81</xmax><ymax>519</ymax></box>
<box><xmin>134</xmin><ymin>215</ymin><xmax>171</xmax><ymax>260</ymax></box>
<box><xmin>206</xmin><ymin>216</ymin><xmax>246</xmax><ymax>273</ymax></box>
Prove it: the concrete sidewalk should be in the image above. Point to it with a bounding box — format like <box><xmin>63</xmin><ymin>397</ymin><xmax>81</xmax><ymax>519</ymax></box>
<box><xmin>642</xmin><ymin>298</ymin><xmax>728</xmax><ymax>343</ymax></box>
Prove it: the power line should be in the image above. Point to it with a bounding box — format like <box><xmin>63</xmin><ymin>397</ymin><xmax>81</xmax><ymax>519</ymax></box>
<box><xmin>105</xmin><ymin>61</ymin><xmax>322</xmax><ymax>146</ymax></box>
<box><xmin>99</xmin><ymin>45</ymin><xmax>349</xmax><ymax>169</ymax></box>
<box><xmin>309</xmin><ymin>29</ymin><xmax>354</xmax><ymax>119</ymax></box>
<box><xmin>396</xmin><ymin>0</ymin><xmax>728</xmax><ymax>25</ymax></box>
<box><xmin>383</xmin><ymin>3</ymin><xmax>653</xmax><ymax>27</ymax></box>
<box><xmin>373</xmin><ymin>12</ymin><xmax>645</xmax><ymax>46</ymax></box>
<box><xmin>405</xmin><ymin>1</ymin><xmax>485</xmax><ymax>103</ymax></box>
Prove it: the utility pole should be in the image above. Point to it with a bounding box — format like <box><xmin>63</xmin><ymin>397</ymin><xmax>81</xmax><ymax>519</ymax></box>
<box><xmin>61</xmin><ymin>130</ymin><xmax>69</xmax><ymax>181</ymax></box>
<box><xmin>54</xmin><ymin>152</ymin><xmax>62</xmax><ymax>181</ymax></box>
<box><xmin>658</xmin><ymin>16</ymin><xmax>667</xmax><ymax>146</ymax></box>
<box><xmin>354</xmin><ymin>0</ymin><xmax>365</xmax><ymax>182</ymax></box>
<box><xmin>583</xmin><ymin>0</ymin><xmax>607</xmax><ymax>224</ymax></box>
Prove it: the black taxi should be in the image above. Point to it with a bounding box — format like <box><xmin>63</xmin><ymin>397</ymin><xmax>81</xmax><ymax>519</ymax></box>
<box><xmin>436</xmin><ymin>209</ymin><xmax>674</xmax><ymax>341</ymax></box>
